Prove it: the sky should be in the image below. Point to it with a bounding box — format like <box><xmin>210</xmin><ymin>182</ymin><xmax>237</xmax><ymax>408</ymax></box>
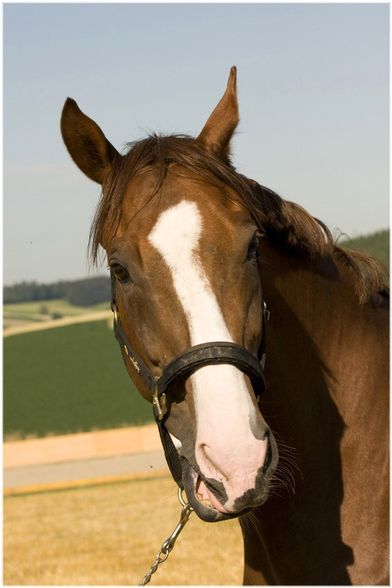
<box><xmin>3</xmin><ymin>3</ymin><xmax>389</xmax><ymax>285</ymax></box>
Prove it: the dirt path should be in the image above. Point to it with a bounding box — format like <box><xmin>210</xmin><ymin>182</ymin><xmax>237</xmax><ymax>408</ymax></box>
<box><xmin>3</xmin><ymin>424</ymin><xmax>172</xmax><ymax>493</ymax></box>
<box><xmin>4</xmin><ymin>451</ymin><xmax>169</xmax><ymax>493</ymax></box>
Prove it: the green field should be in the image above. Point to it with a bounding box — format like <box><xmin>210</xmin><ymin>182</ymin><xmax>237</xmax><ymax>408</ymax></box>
<box><xmin>4</xmin><ymin>320</ymin><xmax>152</xmax><ymax>439</ymax></box>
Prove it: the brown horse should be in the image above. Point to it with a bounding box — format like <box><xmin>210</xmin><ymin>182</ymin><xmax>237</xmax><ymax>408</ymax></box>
<box><xmin>61</xmin><ymin>67</ymin><xmax>389</xmax><ymax>585</ymax></box>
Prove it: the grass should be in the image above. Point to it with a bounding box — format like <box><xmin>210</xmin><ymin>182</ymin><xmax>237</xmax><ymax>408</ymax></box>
<box><xmin>4</xmin><ymin>320</ymin><xmax>152</xmax><ymax>439</ymax></box>
<box><xmin>3</xmin><ymin>476</ymin><xmax>243</xmax><ymax>585</ymax></box>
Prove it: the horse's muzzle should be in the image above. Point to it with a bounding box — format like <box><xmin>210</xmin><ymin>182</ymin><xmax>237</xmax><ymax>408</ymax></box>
<box><xmin>182</xmin><ymin>430</ymin><xmax>279</xmax><ymax>523</ymax></box>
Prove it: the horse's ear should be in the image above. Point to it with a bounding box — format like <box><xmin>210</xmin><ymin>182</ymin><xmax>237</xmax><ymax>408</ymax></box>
<box><xmin>61</xmin><ymin>98</ymin><xmax>120</xmax><ymax>184</ymax></box>
<box><xmin>196</xmin><ymin>66</ymin><xmax>239</xmax><ymax>159</ymax></box>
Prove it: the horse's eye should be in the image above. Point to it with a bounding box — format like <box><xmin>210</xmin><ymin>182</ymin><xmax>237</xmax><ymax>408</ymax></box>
<box><xmin>110</xmin><ymin>263</ymin><xmax>130</xmax><ymax>283</ymax></box>
<box><xmin>247</xmin><ymin>233</ymin><xmax>259</xmax><ymax>261</ymax></box>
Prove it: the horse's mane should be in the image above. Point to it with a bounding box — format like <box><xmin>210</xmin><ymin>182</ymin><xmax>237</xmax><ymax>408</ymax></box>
<box><xmin>90</xmin><ymin>134</ymin><xmax>387</xmax><ymax>304</ymax></box>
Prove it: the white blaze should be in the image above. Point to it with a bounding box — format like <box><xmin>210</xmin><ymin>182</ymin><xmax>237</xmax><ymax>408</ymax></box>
<box><xmin>149</xmin><ymin>200</ymin><xmax>267</xmax><ymax>505</ymax></box>
<box><xmin>149</xmin><ymin>200</ymin><xmax>231</xmax><ymax>343</ymax></box>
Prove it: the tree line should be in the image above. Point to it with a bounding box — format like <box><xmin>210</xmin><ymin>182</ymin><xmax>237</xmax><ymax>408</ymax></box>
<box><xmin>4</xmin><ymin>276</ymin><xmax>111</xmax><ymax>307</ymax></box>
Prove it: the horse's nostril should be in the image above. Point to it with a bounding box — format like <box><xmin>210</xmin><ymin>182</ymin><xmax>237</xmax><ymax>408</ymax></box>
<box><xmin>203</xmin><ymin>476</ymin><xmax>228</xmax><ymax>504</ymax></box>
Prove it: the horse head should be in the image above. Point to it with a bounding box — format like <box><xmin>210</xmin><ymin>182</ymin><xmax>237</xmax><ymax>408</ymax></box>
<box><xmin>61</xmin><ymin>67</ymin><xmax>278</xmax><ymax>522</ymax></box>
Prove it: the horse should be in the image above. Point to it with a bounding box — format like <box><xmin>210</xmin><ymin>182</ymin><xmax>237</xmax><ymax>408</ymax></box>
<box><xmin>61</xmin><ymin>67</ymin><xmax>389</xmax><ymax>585</ymax></box>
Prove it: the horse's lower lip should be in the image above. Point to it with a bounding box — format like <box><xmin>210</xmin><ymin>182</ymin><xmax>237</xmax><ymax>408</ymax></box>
<box><xmin>196</xmin><ymin>476</ymin><xmax>231</xmax><ymax>514</ymax></box>
<box><xmin>182</xmin><ymin>462</ymin><xmax>244</xmax><ymax>523</ymax></box>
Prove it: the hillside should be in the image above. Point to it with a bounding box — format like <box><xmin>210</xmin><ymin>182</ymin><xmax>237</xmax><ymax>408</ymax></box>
<box><xmin>341</xmin><ymin>229</ymin><xmax>389</xmax><ymax>272</ymax></box>
<box><xmin>4</xmin><ymin>299</ymin><xmax>109</xmax><ymax>331</ymax></box>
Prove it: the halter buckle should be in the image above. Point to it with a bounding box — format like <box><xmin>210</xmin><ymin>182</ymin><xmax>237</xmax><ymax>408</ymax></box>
<box><xmin>152</xmin><ymin>380</ymin><xmax>167</xmax><ymax>421</ymax></box>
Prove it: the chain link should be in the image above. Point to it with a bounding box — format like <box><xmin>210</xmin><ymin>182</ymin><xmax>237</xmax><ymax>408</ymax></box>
<box><xmin>139</xmin><ymin>489</ymin><xmax>193</xmax><ymax>586</ymax></box>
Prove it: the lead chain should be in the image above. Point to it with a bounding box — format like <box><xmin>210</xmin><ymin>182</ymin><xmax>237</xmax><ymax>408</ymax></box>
<box><xmin>139</xmin><ymin>488</ymin><xmax>193</xmax><ymax>586</ymax></box>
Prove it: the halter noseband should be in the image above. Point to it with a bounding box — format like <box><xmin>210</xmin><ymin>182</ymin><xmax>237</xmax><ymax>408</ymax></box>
<box><xmin>110</xmin><ymin>269</ymin><xmax>269</xmax><ymax>487</ymax></box>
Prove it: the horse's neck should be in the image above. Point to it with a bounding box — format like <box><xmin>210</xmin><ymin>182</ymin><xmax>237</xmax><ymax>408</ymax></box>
<box><xmin>259</xmin><ymin>238</ymin><xmax>388</xmax><ymax>424</ymax></box>
<box><xmin>241</xmin><ymin>239</ymin><xmax>389</xmax><ymax>585</ymax></box>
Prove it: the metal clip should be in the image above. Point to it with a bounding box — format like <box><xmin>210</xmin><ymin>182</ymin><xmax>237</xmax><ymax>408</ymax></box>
<box><xmin>263</xmin><ymin>301</ymin><xmax>270</xmax><ymax>321</ymax></box>
<box><xmin>139</xmin><ymin>487</ymin><xmax>193</xmax><ymax>585</ymax></box>
<box><xmin>160</xmin><ymin>502</ymin><xmax>193</xmax><ymax>554</ymax></box>
<box><xmin>152</xmin><ymin>380</ymin><xmax>167</xmax><ymax>421</ymax></box>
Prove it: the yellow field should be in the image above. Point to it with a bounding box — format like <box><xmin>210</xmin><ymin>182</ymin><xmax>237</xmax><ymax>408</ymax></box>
<box><xmin>4</xmin><ymin>475</ymin><xmax>244</xmax><ymax>585</ymax></box>
<box><xmin>3</xmin><ymin>298</ymin><xmax>110</xmax><ymax>332</ymax></box>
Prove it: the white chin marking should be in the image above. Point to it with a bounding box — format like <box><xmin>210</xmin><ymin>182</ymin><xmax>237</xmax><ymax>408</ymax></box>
<box><xmin>149</xmin><ymin>200</ymin><xmax>265</xmax><ymax>499</ymax></box>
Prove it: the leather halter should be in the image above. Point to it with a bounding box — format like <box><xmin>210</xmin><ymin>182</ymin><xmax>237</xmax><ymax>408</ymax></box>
<box><xmin>110</xmin><ymin>269</ymin><xmax>269</xmax><ymax>488</ymax></box>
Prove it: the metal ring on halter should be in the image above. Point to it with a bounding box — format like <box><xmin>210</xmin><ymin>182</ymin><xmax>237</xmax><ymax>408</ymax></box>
<box><xmin>178</xmin><ymin>486</ymin><xmax>191</xmax><ymax>509</ymax></box>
